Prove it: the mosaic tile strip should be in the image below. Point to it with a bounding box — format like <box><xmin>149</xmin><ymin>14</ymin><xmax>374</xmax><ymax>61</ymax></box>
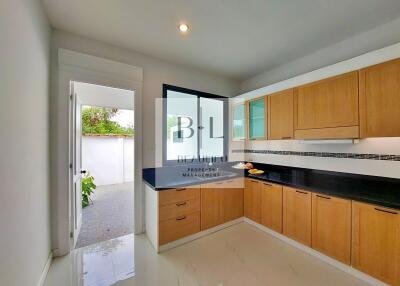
<box><xmin>231</xmin><ymin>149</ymin><xmax>400</xmax><ymax>161</ymax></box>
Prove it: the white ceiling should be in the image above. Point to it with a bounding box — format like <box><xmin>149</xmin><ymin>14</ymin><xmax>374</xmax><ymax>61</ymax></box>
<box><xmin>43</xmin><ymin>0</ymin><xmax>400</xmax><ymax>80</ymax></box>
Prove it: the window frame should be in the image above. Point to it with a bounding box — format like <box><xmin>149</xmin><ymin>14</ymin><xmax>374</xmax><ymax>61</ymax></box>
<box><xmin>162</xmin><ymin>84</ymin><xmax>228</xmax><ymax>166</ymax></box>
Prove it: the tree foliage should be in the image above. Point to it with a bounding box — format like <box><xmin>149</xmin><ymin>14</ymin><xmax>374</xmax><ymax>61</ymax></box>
<box><xmin>82</xmin><ymin>107</ymin><xmax>134</xmax><ymax>135</ymax></box>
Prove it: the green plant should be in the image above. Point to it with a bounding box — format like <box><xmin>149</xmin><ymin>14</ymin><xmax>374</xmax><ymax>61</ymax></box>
<box><xmin>82</xmin><ymin>107</ymin><xmax>134</xmax><ymax>136</ymax></box>
<box><xmin>82</xmin><ymin>173</ymin><xmax>96</xmax><ymax>208</ymax></box>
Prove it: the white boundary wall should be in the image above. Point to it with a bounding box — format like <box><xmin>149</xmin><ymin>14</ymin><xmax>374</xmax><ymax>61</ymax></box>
<box><xmin>82</xmin><ymin>136</ymin><xmax>134</xmax><ymax>186</ymax></box>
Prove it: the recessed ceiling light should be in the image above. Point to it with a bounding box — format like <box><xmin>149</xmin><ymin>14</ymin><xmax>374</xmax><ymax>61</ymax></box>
<box><xmin>178</xmin><ymin>23</ymin><xmax>189</xmax><ymax>34</ymax></box>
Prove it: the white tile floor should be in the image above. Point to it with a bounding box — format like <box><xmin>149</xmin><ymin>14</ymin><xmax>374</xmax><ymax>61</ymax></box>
<box><xmin>45</xmin><ymin>223</ymin><xmax>370</xmax><ymax>286</ymax></box>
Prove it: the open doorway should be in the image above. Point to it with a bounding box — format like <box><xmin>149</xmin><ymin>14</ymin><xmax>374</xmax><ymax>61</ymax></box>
<box><xmin>70</xmin><ymin>81</ymin><xmax>135</xmax><ymax>249</ymax></box>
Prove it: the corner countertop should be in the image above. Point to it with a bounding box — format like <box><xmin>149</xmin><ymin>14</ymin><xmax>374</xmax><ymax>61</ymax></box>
<box><xmin>143</xmin><ymin>162</ymin><xmax>400</xmax><ymax>210</ymax></box>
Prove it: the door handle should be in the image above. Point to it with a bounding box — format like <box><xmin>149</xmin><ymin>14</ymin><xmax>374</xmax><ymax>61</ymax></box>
<box><xmin>316</xmin><ymin>194</ymin><xmax>331</xmax><ymax>200</ymax></box>
<box><xmin>80</xmin><ymin>170</ymin><xmax>87</xmax><ymax>174</ymax></box>
<box><xmin>176</xmin><ymin>215</ymin><xmax>187</xmax><ymax>221</ymax></box>
<box><xmin>374</xmin><ymin>208</ymin><xmax>398</xmax><ymax>215</ymax></box>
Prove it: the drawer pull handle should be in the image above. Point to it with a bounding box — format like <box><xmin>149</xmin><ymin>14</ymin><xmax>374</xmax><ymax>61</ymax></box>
<box><xmin>176</xmin><ymin>216</ymin><xmax>187</xmax><ymax>221</ymax></box>
<box><xmin>296</xmin><ymin>190</ymin><xmax>308</xmax><ymax>195</ymax></box>
<box><xmin>281</xmin><ymin>136</ymin><xmax>292</xmax><ymax>139</ymax></box>
<box><xmin>215</xmin><ymin>182</ymin><xmax>224</xmax><ymax>185</ymax></box>
<box><xmin>250</xmin><ymin>180</ymin><xmax>259</xmax><ymax>183</ymax></box>
<box><xmin>374</xmin><ymin>208</ymin><xmax>398</xmax><ymax>215</ymax></box>
<box><xmin>176</xmin><ymin>188</ymin><xmax>186</xmax><ymax>191</ymax></box>
<box><xmin>227</xmin><ymin>180</ymin><xmax>234</xmax><ymax>183</ymax></box>
<box><xmin>316</xmin><ymin>194</ymin><xmax>331</xmax><ymax>200</ymax></box>
<box><xmin>176</xmin><ymin>201</ymin><xmax>187</xmax><ymax>207</ymax></box>
<box><xmin>263</xmin><ymin>183</ymin><xmax>272</xmax><ymax>186</ymax></box>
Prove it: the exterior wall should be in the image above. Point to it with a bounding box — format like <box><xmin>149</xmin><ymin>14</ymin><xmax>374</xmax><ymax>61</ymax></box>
<box><xmin>0</xmin><ymin>0</ymin><xmax>51</xmax><ymax>285</ymax></box>
<box><xmin>82</xmin><ymin>136</ymin><xmax>134</xmax><ymax>186</ymax></box>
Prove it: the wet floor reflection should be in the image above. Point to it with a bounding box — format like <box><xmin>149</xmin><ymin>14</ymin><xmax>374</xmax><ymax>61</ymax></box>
<box><xmin>74</xmin><ymin>234</ymin><xmax>135</xmax><ymax>286</ymax></box>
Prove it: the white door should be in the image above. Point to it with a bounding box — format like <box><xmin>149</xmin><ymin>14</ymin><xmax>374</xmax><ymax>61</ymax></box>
<box><xmin>71</xmin><ymin>82</ymin><xmax>84</xmax><ymax>247</ymax></box>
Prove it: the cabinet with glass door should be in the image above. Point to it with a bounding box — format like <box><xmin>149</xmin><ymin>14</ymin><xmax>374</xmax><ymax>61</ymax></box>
<box><xmin>232</xmin><ymin>103</ymin><xmax>246</xmax><ymax>140</ymax></box>
<box><xmin>247</xmin><ymin>97</ymin><xmax>267</xmax><ymax>140</ymax></box>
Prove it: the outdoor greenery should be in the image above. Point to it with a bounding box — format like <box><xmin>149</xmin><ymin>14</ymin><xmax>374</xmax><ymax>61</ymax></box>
<box><xmin>82</xmin><ymin>107</ymin><xmax>134</xmax><ymax>136</ymax></box>
<box><xmin>82</xmin><ymin>173</ymin><xmax>96</xmax><ymax>208</ymax></box>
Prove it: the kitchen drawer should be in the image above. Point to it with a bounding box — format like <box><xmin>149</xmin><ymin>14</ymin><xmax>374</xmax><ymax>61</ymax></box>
<box><xmin>159</xmin><ymin>186</ymin><xmax>200</xmax><ymax>206</ymax></box>
<box><xmin>202</xmin><ymin>178</ymin><xmax>244</xmax><ymax>189</ymax></box>
<box><xmin>159</xmin><ymin>199</ymin><xmax>200</xmax><ymax>222</ymax></box>
<box><xmin>159</xmin><ymin>211</ymin><xmax>201</xmax><ymax>245</ymax></box>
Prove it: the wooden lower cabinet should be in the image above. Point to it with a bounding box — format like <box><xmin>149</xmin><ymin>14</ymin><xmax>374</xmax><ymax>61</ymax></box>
<box><xmin>159</xmin><ymin>212</ymin><xmax>201</xmax><ymax>245</ymax></box>
<box><xmin>311</xmin><ymin>194</ymin><xmax>351</xmax><ymax>264</ymax></box>
<box><xmin>158</xmin><ymin>187</ymin><xmax>201</xmax><ymax>245</ymax></box>
<box><xmin>282</xmin><ymin>186</ymin><xmax>312</xmax><ymax>246</ymax></box>
<box><xmin>201</xmin><ymin>179</ymin><xmax>243</xmax><ymax>230</ymax></box>
<box><xmin>352</xmin><ymin>201</ymin><xmax>400</xmax><ymax>285</ymax></box>
<box><xmin>222</xmin><ymin>186</ymin><xmax>244</xmax><ymax>222</ymax></box>
<box><xmin>244</xmin><ymin>178</ymin><xmax>262</xmax><ymax>223</ymax></box>
<box><xmin>261</xmin><ymin>182</ymin><xmax>283</xmax><ymax>233</ymax></box>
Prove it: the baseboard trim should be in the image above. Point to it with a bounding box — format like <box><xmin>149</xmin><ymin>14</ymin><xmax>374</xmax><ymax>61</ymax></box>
<box><xmin>36</xmin><ymin>251</ymin><xmax>53</xmax><ymax>286</ymax></box>
<box><xmin>244</xmin><ymin>218</ymin><xmax>388</xmax><ymax>286</ymax></box>
<box><xmin>159</xmin><ymin>218</ymin><xmax>244</xmax><ymax>252</ymax></box>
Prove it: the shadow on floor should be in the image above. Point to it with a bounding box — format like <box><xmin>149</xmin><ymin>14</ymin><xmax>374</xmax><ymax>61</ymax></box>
<box><xmin>76</xmin><ymin>182</ymin><xmax>134</xmax><ymax>248</ymax></box>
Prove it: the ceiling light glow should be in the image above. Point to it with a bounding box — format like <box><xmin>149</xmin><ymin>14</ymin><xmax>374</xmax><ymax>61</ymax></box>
<box><xmin>179</xmin><ymin>23</ymin><xmax>189</xmax><ymax>33</ymax></box>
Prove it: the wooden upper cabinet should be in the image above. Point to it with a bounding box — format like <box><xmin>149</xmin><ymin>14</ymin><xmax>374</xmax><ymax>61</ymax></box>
<box><xmin>247</xmin><ymin>97</ymin><xmax>267</xmax><ymax>140</ymax></box>
<box><xmin>244</xmin><ymin>178</ymin><xmax>262</xmax><ymax>223</ymax></box>
<box><xmin>359</xmin><ymin>59</ymin><xmax>400</xmax><ymax>138</ymax></box>
<box><xmin>294</xmin><ymin>71</ymin><xmax>359</xmax><ymax>139</ymax></box>
<box><xmin>261</xmin><ymin>182</ymin><xmax>283</xmax><ymax>233</ymax></box>
<box><xmin>311</xmin><ymin>194</ymin><xmax>351</xmax><ymax>264</ymax></box>
<box><xmin>267</xmin><ymin>89</ymin><xmax>294</xmax><ymax>140</ymax></box>
<box><xmin>352</xmin><ymin>201</ymin><xmax>400</xmax><ymax>285</ymax></box>
<box><xmin>282</xmin><ymin>187</ymin><xmax>312</xmax><ymax>246</ymax></box>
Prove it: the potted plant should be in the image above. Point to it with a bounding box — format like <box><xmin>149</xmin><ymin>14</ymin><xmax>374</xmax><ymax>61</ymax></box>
<box><xmin>82</xmin><ymin>173</ymin><xmax>96</xmax><ymax>207</ymax></box>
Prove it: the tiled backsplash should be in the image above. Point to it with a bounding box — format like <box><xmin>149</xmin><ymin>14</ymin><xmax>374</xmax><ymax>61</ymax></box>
<box><xmin>229</xmin><ymin>138</ymin><xmax>400</xmax><ymax>179</ymax></box>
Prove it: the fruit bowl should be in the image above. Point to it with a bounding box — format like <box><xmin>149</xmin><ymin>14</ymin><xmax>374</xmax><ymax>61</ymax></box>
<box><xmin>248</xmin><ymin>169</ymin><xmax>264</xmax><ymax>175</ymax></box>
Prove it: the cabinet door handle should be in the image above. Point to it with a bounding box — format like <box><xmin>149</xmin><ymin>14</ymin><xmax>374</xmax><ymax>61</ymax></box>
<box><xmin>316</xmin><ymin>194</ymin><xmax>331</xmax><ymax>200</ymax></box>
<box><xmin>176</xmin><ymin>201</ymin><xmax>187</xmax><ymax>207</ymax></box>
<box><xmin>374</xmin><ymin>208</ymin><xmax>398</xmax><ymax>215</ymax></box>
<box><xmin>176</xmin><ymin>215</ymin><xmax>187</xmax><ymax>221</ymax></box>
<box><xmin>263</xmin><ymin>182</ymin><xmax>272</xmax><ymax>186</ymax></box>
<box><xmin>281</xmin><ymin>136</ymin><xmax>292</xmax><ymax>139</ymax></box>
<box><xmin>250</xmin><ymin>179</ymin><xmax>259</xmax><ymax>183</ymax></box>
<box><xmin>176</xmin><ymin>188</ymin><xmax>186</xmax><ymax>191</ymax></box>
<box><xmin>214</xmin><ymin>182</ymin><xmax>224</xmax><ymax>185</ymax></box>
<box><xmin>296</xmin><ymin>190</ymin><xmax>308</xmax><ymax>195</ymax></box>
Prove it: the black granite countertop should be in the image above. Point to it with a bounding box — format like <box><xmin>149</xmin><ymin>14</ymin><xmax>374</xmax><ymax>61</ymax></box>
<box><xmin>142</xmin><ymin>162</ymin><xmax>245</xmax><ymax>190</ymax></box>
<box><xmin>143</xmin><ymin>162</ymin><xmax>400</xmax><ymax>210</ymax></box>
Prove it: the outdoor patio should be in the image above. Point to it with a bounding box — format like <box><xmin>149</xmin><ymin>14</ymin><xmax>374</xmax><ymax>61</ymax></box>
<box><xmin>76</xmin><ymin>182</ymin><xmax>134</xmax><ymax>248</ymax></box>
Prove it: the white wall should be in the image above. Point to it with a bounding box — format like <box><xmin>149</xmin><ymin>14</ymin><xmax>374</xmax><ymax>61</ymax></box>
<box><xmin>82</xmin><ymin>136</ymin><xmax>134</xmax><ymax>186</ymax></box>
<box><xmin>51</xmin><ymin>30</ymin><xmax>239</xmax><ymax>169</ymax></box>
<box><xmin>240</xmin><ymin>16</ymin><xmax>400</xmax><ymax>93</ymax></box>
<box><xmin>0</xmin><ymin>0</ymin><xmax>51</xmax><ymax>285</ymax></box>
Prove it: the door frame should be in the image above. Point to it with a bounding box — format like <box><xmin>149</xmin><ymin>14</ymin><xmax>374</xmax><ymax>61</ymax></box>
<box><xmin>54</xmin><ymin>49</ymin><xmax>144</xmax><ymax>256</ymax></box>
